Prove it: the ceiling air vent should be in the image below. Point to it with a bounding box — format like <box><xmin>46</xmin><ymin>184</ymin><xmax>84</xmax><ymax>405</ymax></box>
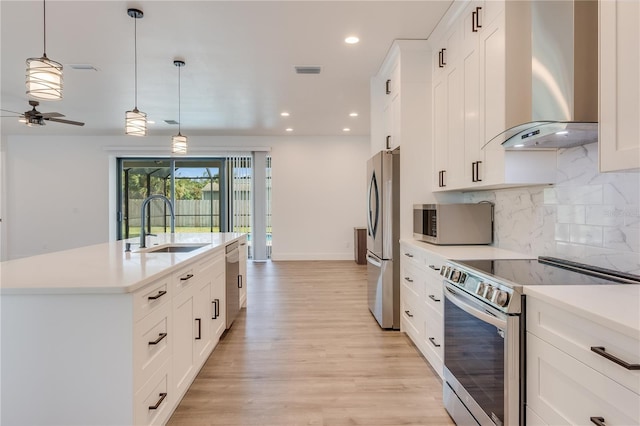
<box><xmin>164</xmin><ymin>119</ymin><xmax>179</xmax><ymax>125</ymax></box>
<box><xmin>295</xmin><ymin>66</ymin><xmax>321</xmax><ymax>75</ymax></box>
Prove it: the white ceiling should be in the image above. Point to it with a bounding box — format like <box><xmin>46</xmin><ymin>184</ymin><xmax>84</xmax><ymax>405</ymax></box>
<box><xmin>1</xmin><ymin>1</ymin><xmax>451</xmax><ymax>137</ymax></box>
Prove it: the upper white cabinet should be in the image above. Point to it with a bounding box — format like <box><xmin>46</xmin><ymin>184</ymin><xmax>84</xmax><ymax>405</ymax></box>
<box><xmin>599</xmin><ymin>0</ymin><xmax>640</xmax><ymax>172</ymax></box>
<box><xmin>371</xmin><ymin>40</ymin><xmax>430</xmax><ymax>154</ymax></box>
<box><xmin>430</xmin><ymin>0</ymin><xmax>556</xmax><ymax>191</ymax></box>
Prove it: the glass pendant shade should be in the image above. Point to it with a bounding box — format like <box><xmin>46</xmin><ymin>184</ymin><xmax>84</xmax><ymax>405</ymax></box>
<box><xmin>125</xmin><ymin>108</ymin><xmax>147</xmax><ymax>136</ymax></box>
<box><xmin>26</xmin><ymin>56</ymin><xmax>63</xmax><ymax>100</ymax></box>
<box><xmin>172</xmin><ymin>133</ymin><xmax>188</xmax><ymax>154</ymax></box>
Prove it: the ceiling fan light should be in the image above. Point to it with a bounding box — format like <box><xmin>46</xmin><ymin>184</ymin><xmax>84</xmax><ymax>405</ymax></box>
<box><xmin>125</xmin><ymin>109</ymin><xmax>147</xmax><ymax>136</ymax></box>
<box><xmin>172</xmin><ymin>134</ymin><xmax>188</xmax><ymax>155</ymax></box>
<box><xmin>26</xmin><ymin>56</ymin><xmax>63</xmax><ymax>100</ymax></box>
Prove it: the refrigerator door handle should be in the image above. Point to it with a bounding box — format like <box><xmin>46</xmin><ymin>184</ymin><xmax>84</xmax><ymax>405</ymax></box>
<box><xmin>366</xmin><ymin>254</ymin><xmax>382</xmax><ymax>268</ymax></box>
<box><xmin>368</xmin><ymin>172</ymin><xmax>379</xmax><ymax>238</ymax></box>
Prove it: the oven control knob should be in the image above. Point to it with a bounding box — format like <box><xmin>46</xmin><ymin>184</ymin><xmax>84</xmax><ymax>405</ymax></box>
<box><xmin>476</xmin><ymin>282</ymin><xmax>486</xmax><ymax>296</ymax></box>
<box><xmin>484</xmin><ymin>285</ymin><xmax>495</xmax><ymax>301</ymax></box>
<box><xmin>495</xmin><ymin>290</ymin><xmax>510</xmax><ymax>307</ymax></box>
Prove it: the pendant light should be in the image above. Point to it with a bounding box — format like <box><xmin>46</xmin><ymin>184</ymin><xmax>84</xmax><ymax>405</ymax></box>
<box><xmin>26</xmin><ymin>0</ymin><xmax>63</xmax><ymax>100</ymax></box>
<box><xmin>172</xmin><ymin>60</ymin><xmax>188</xmax><ymax>154</ymax></box>
<box><xmin>125</xmin><ymin>8</ymin><xmax>147</xmax><ymax>136</ymax></box>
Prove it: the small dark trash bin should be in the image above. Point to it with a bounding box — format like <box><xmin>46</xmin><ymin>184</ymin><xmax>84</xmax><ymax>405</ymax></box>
<box><xmin>354</xmin><ymin>227</ymin><xmax>367</xmax><ymax>265</ymax></box>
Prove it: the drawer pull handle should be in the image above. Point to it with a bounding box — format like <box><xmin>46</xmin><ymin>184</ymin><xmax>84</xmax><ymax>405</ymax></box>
<box><xmin>180</xmin><ymin>273</ymin><xmax>194</xmax><ymax>281</ymax></box>
<box><xmin>404</xmin><ymin>253</ymin><xmax>414</xmax><ymax>258</ymax></box>
<box><xmin>404</xmin><ymin>277</ymin><xmax>414</xmax><ymax>283</ymax></box>
<box><xmin>195</xmin><ymin>318</ymin><xmax>202</xmax><ymax>340</ymax></box>
<box><xmin>404</xmin><ymin>310</ymin><xmax>413</xmax><ymax>318</ymax></box>
<box><xmin>147</xmin><ymin>290</ymin><xmax>167</xmax><ymax>301</ymax></box>
<box><xmin>148</xmin><ymin>392</ymin><xmax>167</xmax><ymax>410</ymax></box>
<box><xmin>590</xmin><ymin>346</ymin><xmax>640</xmax><ymax>370</ymax></box>
<box><xmin>428</xmin><ymin>265</ymin><xmax>440</xmax><ymax>271</ymax></box>
<box><xmin>429</xmin><ymin>337</ymin><xmax>441</xmax><ymax>348</ymax></box>
<box><xmin>212</xmin><ymin>299</ymin><xmax>220</xmax><ymax>319</ymax></box>
<box><xmin>428</xmin><ymin>294</ymin><xmax>441</xmax><ymax>302</ymax></box>
<box><xmin>148</xmin><ymin>333</ymin><xmax>167</xmax><ymax>345</ymax></box>
<box><xmin>590</xmin><ymin>417</ymin><xmax>606</xmax><ymax>426</ymax></box>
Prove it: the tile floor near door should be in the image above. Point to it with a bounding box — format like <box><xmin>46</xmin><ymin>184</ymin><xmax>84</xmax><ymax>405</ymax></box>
<box><xmin>168</xmin><ymin>261</ymin><xmax>454</xmax><ymax>425</ymax></box>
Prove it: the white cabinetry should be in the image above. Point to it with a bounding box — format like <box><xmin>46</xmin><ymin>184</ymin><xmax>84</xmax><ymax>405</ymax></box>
<box><xmin>399</xmin><ymin>241</ymin><xmax>446</xmax><ymax>378</ymax></box>
<box><xmin>599</xmin><ymin>0</ymin><xmax>640</xmax><ymax>172</ymax></box>
<box><xmin>1</xmin><ymin>243</ymin><xmax>233</xmax><ymax>426</ymax></box>
<box><xmin>239</xmin><ymin>235</ymin><xmax>248</xmax><ymax>308</ymax></box>
<box><xmin>431</xmin><ymin>0</ymin><xmax>556</xmax><ymax>191</ymax></box>
<box><xmin>371</xmin><ymin>40</ymin><xmax>430</xmax><ymax>154</ymax></box>
<box><xmin>526</xmin><ymin>297</ymin><xmax>640</xmax><ymax>425</ymax></box>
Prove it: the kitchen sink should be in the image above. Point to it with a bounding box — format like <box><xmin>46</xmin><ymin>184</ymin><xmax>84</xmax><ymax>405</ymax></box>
<box><xmin>142</xmin><ymin>244</ymin><xmax>208</xmax><ymax>253</ymax></box>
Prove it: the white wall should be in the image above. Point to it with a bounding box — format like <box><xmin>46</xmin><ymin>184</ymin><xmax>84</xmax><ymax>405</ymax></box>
<box><xmin>2</xmin><ymin>134</ymin><xmax>369</xmax><ymax>261</ymax></box>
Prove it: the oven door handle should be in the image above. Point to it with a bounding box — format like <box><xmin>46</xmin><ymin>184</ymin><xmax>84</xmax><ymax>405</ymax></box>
<box><xmin>444</xmin><ymin>286</ymin><xmax>508</xmax><ymax>329</ymax></box>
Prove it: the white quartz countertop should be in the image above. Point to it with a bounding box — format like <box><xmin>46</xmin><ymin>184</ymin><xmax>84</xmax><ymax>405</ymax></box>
<box><xmin>524</xmin><ymin>285</ymin><xmax>640</xmax><ymax>338</ymax></box>
<box><xmin>0</xmin><ymin>233</ymin><xmax>245</xmax><ymax>295</ymax></box>
<box><xmin>399</xmin><ymin>238</ymin><xmax>536</xmax><ymax>260</ymax></box>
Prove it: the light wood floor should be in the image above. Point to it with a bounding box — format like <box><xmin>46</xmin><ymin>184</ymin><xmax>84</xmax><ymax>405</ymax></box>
<box><xmin>168</xmin><ymin>261</ymin><xmax>455</xmax><ymax>426</ymax></box>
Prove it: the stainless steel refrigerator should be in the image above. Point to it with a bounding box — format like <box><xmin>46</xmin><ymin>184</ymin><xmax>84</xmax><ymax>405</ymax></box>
<box><xmin>366</xmin><ymin>149</ymin><xmax>400</xmax><ymax>329</ymax></box>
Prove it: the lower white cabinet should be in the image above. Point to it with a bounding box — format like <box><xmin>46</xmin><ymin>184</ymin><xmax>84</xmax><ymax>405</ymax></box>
<box><xmin>399</xmin><ymin>241</ymin><xmax>446</xmax><ymax>378</ymax></box>
<box><xmin>526</xmin><ymin>297</ymin><xmax>640</xmax><ymax>425</ymax></box>
<box><xmin>0</xmin><ymin>245</ymin><xmax>230</xmax><ymax>426</ymax></box>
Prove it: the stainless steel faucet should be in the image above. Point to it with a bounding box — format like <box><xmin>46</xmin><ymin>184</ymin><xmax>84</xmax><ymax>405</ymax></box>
<box><xmin>140</xmin><ymin>194</ymin><xmax>175</xmax><ymax>248</ymax></box>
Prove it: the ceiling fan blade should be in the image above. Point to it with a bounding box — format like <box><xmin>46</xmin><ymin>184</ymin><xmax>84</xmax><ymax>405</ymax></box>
<box><xmin>45</xmin><ymin>117</ymin><xmax>85</xmax><ymax>126</ymax></box>
<box><xmin>1</xmin><ymin>109</ymin><xmax>23</xmax><ymax>115</ymax></box>
<box><xmin>41</xmin><ymin>112</ymin><xmax>65</xmax><ymax>118</ymax></box>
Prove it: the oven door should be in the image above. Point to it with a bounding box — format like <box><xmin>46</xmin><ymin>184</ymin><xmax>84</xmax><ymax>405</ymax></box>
<box><xmin>443</xmin><ymin>283</ymin><xmax>520</xmax><ymax>426</ymax></box>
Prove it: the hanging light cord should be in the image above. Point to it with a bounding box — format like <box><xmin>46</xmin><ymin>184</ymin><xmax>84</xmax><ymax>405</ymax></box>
<box><xmin>133</xmin><ymin>14</ymin><xmax>138</xmax><ymax>109</ymax></box>
<box><xmin>178</xmin><ymin>64</ymin><xmax>182</xmax><ymax>134</ymax></box>
<box><xmin>42</xmin><ymin>0</ymin><xmax>47</xmax><ymax>56</ymax></box>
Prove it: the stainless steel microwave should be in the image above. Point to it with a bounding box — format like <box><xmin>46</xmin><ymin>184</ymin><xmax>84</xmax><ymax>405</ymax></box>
<box><xmin>413</xmin><ymin>204</ymin><xmax>493</xmax><ymax>245</ymax></box>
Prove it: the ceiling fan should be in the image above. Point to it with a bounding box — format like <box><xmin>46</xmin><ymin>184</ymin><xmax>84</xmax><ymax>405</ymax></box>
<box><xmin>0</xmin><ymin>100</ymin><xmax>84</xmax><ymax>126</ymax></box>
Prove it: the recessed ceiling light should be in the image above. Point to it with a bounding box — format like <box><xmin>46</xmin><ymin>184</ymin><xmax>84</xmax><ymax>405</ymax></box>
<box><xmin>343</xmin><ymin>128</ymin><xmax>351</xmax><ymax>132</ymax></box>
<box><xmin>281</xmin><ymin>112</ymin><xmax>290</xmax><ymax>117</ymax></box>
<box><xmin>147</xmin><ymin>120</ymin><xmax>155</xmax><ymax>124</ymax></box>
<box><xmin>285</xmin><ymin>128</ymin><xmax>293</xmax><ymax>132</ymax></box>
<box><xmin>556</xmin><ymin>130</ymin><xmax>569</xmax><ymax>135</ymax></box>
<box><xmin>345</xmin><ymin>36</ymin><xmax>360</xmax><ymax>44</ymax></box>
<box><xmin>349</xmin><ymin>112</ymin><xmax>359</xmax><ymax>117</ymax></box>
<box><xmin>514</xmin><ymin>144</ymin><xmax>525</xmax><ymax>148</ymax></box>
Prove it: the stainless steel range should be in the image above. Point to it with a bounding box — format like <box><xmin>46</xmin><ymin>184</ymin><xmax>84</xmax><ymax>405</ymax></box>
<box><xmin>441</xmin><ymin>257</ymin><xmax>640</xmax><ymax>426</ymax></box>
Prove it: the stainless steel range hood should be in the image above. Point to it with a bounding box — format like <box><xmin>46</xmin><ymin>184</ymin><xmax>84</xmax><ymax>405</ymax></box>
<box><xmin>497</xmin><ymin>0</ymin><xmax>598</xmax><ymax>150</ymax></box>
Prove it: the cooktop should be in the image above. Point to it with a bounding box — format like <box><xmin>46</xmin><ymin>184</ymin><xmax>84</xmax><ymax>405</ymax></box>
<box><xmin>455</xmin><ymin>256</ymin><xmax>640</xmax><ymax>286</ymax></box>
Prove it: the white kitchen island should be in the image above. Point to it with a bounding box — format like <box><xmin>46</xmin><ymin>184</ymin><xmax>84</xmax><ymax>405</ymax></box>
<box><xmin>1</xmin><ymin>233</ymin><xmax>246</xmax><ymax>426</ymax></box>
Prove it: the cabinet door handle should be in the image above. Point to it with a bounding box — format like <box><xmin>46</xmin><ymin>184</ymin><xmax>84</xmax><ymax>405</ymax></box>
<box><xmin>386</xmin><ymin>135</ymin><xmax>391</xmax><ymax>150</ymax></box>
<box><xmin>404</xmin><ymin>253</ymin><xmax>414</xmax><ymax>258</ymax></box>
<box><xmin>180</xmin><ymin>273</ymin><xmax>194</xmax><ymax>281</ymax></box>
<box><xmin>428</xmin><ymin>265</ymin><xmax>440</xmax><ymax>271</ymax></box>
<box><xmin>212</xmin><ymin>299</ymin><xmax>219</xmax><ymax>319</ymax></box>
<box><xmin>404</xmin><ymin>277</ymin><xmax>414</xmax><ymax>283</ymax></box>
<box><xmin>439</xmin><ymin>170</ymin><xmax>446</xmax><ymax>187</ymax></box>
<box><xmin>238</xmin><ymin>275</ymin><xmax>243</xmax><ymax>288</ymax></box>
<box><xmin>148</xmin><ymin>332</ymin><xmax>167</xmax><ymax>345</ymax></box>
<box><xmin>148</xmin><ymin>392</ymin><xmax>168</xmax><ymax>410</ymax></box>
<box><xmin>590</xmin><ymin>346</ymin><xmax>640</xmax><ymax>370</ymax></box>
<box><xmin>590</xmin><ymin>417</ymin><xmax>606</xmax><ymax>426</ymax></box>
<box><xmin>429</xmin><ymin>337</ymin><xmax>441</xmax><ymax>347</ymax></box>
<box><xmin>385</xmin><ymin>79</ymin><xmax>391</xmax><ymax>94</ymax></box>
<box><xmin>195</xmin><ymin>318</ymin><xmax>201</xmax><ymax>340</ymax></box>
<box><xmin>404</xmin><ymin>310</ymin><xmax>413</xmax><ymax>318</ymax></box>
<box><xmin>475</xmin><ymin>7</ymin><xmax>482</xmax><ymax>30</ymax></box>
<box><xmin>441</xmin><ymin>48</ymin><xmax>446</xmax><ymax>66</ymax></box>
<box><xmin>147</xmin><ymin>290</ymin><xmax>167</xmax><ymax>301</ymax></box>
<box><xmin>428</xmin><ymin>294</ymin><xmax>441</xmax><ymax>302</ymax></box>
<box><xmin>476</xmin><ymin>161</ymin><xmax>482</xmax><ymax>182</ymax></box>
<box><xmin>472</xmin><ymin>10</ymin><xmax>478</xmax><ymax>32</ymax></box>
<box><xmin>438</xmin><ymin>50</ymin><xmax>443</xmax><ymax>68</ymax></box>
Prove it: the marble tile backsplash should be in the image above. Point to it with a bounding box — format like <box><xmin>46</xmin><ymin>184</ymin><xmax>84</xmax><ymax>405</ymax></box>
<box><xmin>465</xmin><ymin>142</ymin><xmax>640</xmax><ymax>274</ymax></box>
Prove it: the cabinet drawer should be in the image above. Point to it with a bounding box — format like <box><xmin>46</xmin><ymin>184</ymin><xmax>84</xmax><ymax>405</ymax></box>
<box><xmin>134</xmin><ymin>302</ymin><xmax>172</xmax><ymax>391</ymax></box>
<box><xmin>133</xmin><ymin>276</ymin><xmax>172</xmax><ymax>323</ymax></box>
<box><xmin>424</xmin><ymin>276</ymin><xmax>444</xmax><ymax>315</ymax></box>
<box><xmin>422</xmin><ymin>252</ymin><xmax>446</xmax><ymax>280</ymax></box>
<box><xmin>172</xmin><ymin>263</ymin><xmax>199</xmax><ymax>296</ymax></box>
<box><xmin>400</xmin><ymin>243</ymin><xmax>426</xmax><ymax>267</ymax></box>
<box><xmin>527</xmin><ymin>333</ymin><xmax>640</xmax><ymax>425</ymax></box>
<box><xmin>423</xmin><ymin>300</ymin><xmax>444</xmax><ymax>359</ymax></box>
<box><xmin>527</xmin><ymin>298</ymin><xmax>640</xmax><ymax>394</ymax></box>
<box><xmin>134</xmin><ymin>357</ymin><xmax>174</xmax><ymax>426</ymax></box>
<box><xmin>401</xmin><ymin>262</ymin><xmax>426</xmax><ymax>301</ymax></box>
<box><xmin>401</xmin><ymin>293</ymin><xmax>424</xmax><ymax>341</ymax></box>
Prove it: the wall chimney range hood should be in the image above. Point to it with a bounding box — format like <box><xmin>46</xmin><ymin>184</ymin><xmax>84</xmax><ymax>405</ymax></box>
<box><xmin>496</xmin><ymin>0</ymin><xmax>598</xmax><ymax>150</ymax></box>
